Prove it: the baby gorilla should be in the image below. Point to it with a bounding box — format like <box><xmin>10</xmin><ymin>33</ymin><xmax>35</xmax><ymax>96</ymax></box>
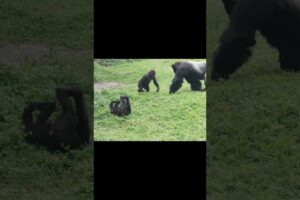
<box><xmin>22</xmin><ymin>86</ymin><xmax>91</xmax><ymax>152</ymax></box>
<box><xmin>137</xmin><ymin>70</ymin><xmax>159</xmax><ymax>92</ymax></box>
<box><xmin>110</xmin><ymin>96</ymin><xmax>131</xmax><ymax>116</ymax></box>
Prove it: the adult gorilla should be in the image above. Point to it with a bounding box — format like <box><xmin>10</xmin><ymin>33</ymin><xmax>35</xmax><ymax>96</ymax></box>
<box><xmin>212</xmin><ymin>0</ymin><xmax>300</xmax><ymax>81</ymax></box>
<box><xmin>169</xmin><ymin>61</ymin><xmax>206</xmax><ymax>94</ymax></box>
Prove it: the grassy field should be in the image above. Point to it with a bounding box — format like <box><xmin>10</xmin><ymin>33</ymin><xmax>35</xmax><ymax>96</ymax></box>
<box><xmin>0</xmin><ymin>1</ymin><xmax>93</xmax><ymax>199</ymax></box>
<box><xmin>94</xmin><ymin>59</ymin><xmax>206</xmax><ymax>141</ymax></box>
<box><xmin>207</xmin><ymin>0</ymin><xmax>300</xmax><ymax>199</ymax></box>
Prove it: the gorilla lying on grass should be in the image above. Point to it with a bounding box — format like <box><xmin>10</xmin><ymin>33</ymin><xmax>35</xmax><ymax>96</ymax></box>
<box><xmin>110</xmin><ymin>96</ymin><xmax>131</xmax><ymax>116</ymax></box>
<box><xmin>169</xmin><ymin>61</ymin><xmax>206</xmax><ymax>94</ymax></box>
<box><xmin>22</xmin><ymin>87</ymin><xmax>91</xmax><ymax>152</ymax></box>
<box><xmin>212</xmin><ymin>0</ymin><xmax>300</xmax><ymax>81</ymax></box>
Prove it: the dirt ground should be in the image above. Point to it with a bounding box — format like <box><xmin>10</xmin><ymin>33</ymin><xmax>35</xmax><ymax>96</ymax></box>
<box><xmin>0</xmin><ymin>42</ymin><xmax>91</xmax><ymax>66</ymax></box>
<box><xmin>0</xmin><ymin>43</ymin><xmax>50</xmax><ymax>65</ymax></box>
<box><xmin>94</xmin><ymin>82</ymin><xmax>121</xmax><ymax>90</ymax></box>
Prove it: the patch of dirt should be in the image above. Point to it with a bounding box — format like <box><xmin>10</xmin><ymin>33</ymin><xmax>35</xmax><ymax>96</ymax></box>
<box><xmin>0</xmin><ymin>43</ymin><xmax>50</xmax><ymax>65</ymax></box>
<box><xmin>94</xmin><ymin>82</ymin><xmax>121</xmax><ymax>90</ymax></box>
<box><xmin>0</xmin><ymin>42</ymin><xmax>91</xmax><ymax>65</ymax></box>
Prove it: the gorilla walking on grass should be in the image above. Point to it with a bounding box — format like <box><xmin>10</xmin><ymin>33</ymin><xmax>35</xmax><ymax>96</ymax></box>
<box><xmin>138</xmin><ymin>70</ymin><xmax>159</xmax><ymax>92</ymax></box>
<box><xmin>169</xmin><ymin>61</ymin><xmax>206</xmax><ymax>94</ymax></box>
<box><xmin>212</xmin><ymin>0</ymin><xmax>300</xmax><ymax>81</ymax></box>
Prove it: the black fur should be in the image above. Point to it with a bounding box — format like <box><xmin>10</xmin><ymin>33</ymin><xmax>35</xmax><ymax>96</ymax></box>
<box><xmin>169</xmin><ymin>61</ymin><xmax>206</xmax><ymax>94</ymax></box>
<box><xmin>212</xmin><ymin>0</ymin><xmax>300</xmax><ymax>80</ymax></box>
<box><xmin>22</xmin><ymin>86</ymin><xmax>91</xmax><ymax>152</ymax></box>
<box><xmin>110</xmin><ymin>96</ymin><xmax>131</xmax><ymax>116</ymax></box>
<box><xmin>138</xmin><ymin>70</ymin><xmax>159</xmax><ymax>92</ymax></box>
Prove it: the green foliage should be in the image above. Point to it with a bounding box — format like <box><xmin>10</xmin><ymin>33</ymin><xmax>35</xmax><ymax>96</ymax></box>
<box><xmin>94</xmin><ymin>59</ymin><xmax>206</xmax><ymax>141</ymax></box>
<box><xmin>0</xmin><ymin>0</ymin><xmax>93</xmax><ymax>48</ymax></box>
<box><xmin>207</xmin><ymin>0</ymin><xmax>300</xmax><ymax>199</ymax></box>
<box><xmin>94</xmin><ymin>59</ymin><xmax>140</xmax><ymax>66</ymax></box>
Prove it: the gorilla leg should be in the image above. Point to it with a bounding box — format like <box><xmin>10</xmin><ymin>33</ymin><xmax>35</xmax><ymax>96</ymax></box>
<box><xmin>110</xmin><ymin>100</ymin><xmax>120</xmax><ymax>112</ymax></box>
<box><xmin>22</xmin><ymin>102</ymin><xmax>55</xmax><ymax>133</ymax></box>
<box><xmin>190</xmin><ymin>80</ymin><xmax>202</xmax><ymax>91</ymax></box>
<box><xmin>69</xmin><ymin>87</ymin><xmax>91</xmax><ymax>143</ymax></box>
<box><xmin>22</xmin><ymin>102</ymin><xmax>55</xmax><ymax>145</ymax></box>
<box><xmin>138</xmin><ymin>82</ymin><xmax>144</xmax><ymax>92</ymax></box>
<box><xmin>143</xmin><ymin>84</ymin><xmax>150</xmax><ymax>92</ymax></box>
<box><xmin>22</xmin><ymin>104</ymin><xmax>36</xmax><ymax>133</ymax></box>
<box><xmin>54</xmin><ymin>87</ymin><xmax>90</xmax><ymax>146</ymax></box>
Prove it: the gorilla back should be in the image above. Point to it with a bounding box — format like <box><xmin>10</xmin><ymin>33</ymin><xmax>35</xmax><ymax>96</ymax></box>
<box><xmin>212</xmin><ymin>0</ymin><xmax>300</xmax><ymax>80</ymax></box>
<box><xmin>169</xmin><ymin>61</ymin><xmax>206</xmax><ymax>94</ymax></box>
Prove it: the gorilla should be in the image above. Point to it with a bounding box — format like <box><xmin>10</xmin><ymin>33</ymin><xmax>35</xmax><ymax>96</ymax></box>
<box><xmin>110</xmin><ymin>96</ymin><xmax>131</xmax><ymax>116</ymax></box>
<box><xmin>138</xmin><ymin>70</ymin><xmax>159</xmax><ymax>92</ymax></box>
<box><xmin>212</xmin><ymin>0</ymin><xmax>300</xmax><ymax>80</ymax></box>
<box><xmin>169</xmin><ymin>61</ymin><xmax>206</xmax><ymax>94</ymax></box>
<box><xmin>22</xmin><ymin>86</ymin><xmax>91</xmax><ymax>152</ymax></box>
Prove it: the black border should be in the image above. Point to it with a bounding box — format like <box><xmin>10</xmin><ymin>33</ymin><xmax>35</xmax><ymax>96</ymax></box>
<box><xmin>95</xmin><ymin>141</ymin><xmax>206</xmax><ymax>199</ymax></box>
<box><xmin>94</xmin><ymin>0</ymin><xmax>206</xmax><ymax>58</ymax></box>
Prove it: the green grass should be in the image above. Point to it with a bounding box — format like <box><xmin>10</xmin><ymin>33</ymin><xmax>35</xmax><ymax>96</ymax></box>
<box><xmin>0</xmin><ymin>0</ymin><xmax>93</xmax><ymax>48</ymax></box>
<box><xmin>0</xmin><ymin>1</ymin><xmax>93</xmax><ymax>199</ymax></box>
<box><xmin>207</xmin><ymin>0</ymin><xmax>300</xmax><ymax>199</ymax></box>
<box><xmin>94</xmin><ymin>59</ymin><xmax>206</xmax><ymax>141</ymax></box>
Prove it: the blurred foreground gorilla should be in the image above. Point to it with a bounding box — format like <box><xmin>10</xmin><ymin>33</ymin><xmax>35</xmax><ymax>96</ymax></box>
<box><xmin>212</xmin><ymin>0</ymin><xmax>300</xmax><ymax>80</ymax></box>
<box><xmin>22</xmin><ymin>87</ymin><xmax>91</xmax><ymax>152</ymax></box>
<box><xmin>169</xmin><ymin>61</ymin><xmax>206</xmax><ymax>94</ymax></box>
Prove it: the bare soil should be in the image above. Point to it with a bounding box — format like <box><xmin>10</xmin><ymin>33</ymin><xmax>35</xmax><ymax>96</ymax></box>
<box><xmin>94</xmin><ymin>82</ymin><xmax>121</xmax><ymax>90</ymax></box>
<box><xmin>0</xmin><ymin>42</ymin><xmax>91</xmax><ymax>65</ymax></box>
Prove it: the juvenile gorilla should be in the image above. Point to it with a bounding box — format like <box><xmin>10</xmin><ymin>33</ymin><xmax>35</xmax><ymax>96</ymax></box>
<box><xmin>138</xmin><ymin>70</ymin><xmax>159</xmax><ymax>92</ymax></box>
<box><xmin>169</xmin><ymin>61</ymin><xmax>206</xmax><ymax>94</ymax></box>
<box><xmin>212</xmin><ymin>0</ymin><xmax>300</xmax><ymax>80</ymax></box>
<box><xmin>22</xmin><ymin>87</ymin><xmax>91</xmax><ymax>151</ymax></box>
<box><xmin>110</xmin><ymin>96</ymin><xmax>131</xmax><ymax>116</ymax></box>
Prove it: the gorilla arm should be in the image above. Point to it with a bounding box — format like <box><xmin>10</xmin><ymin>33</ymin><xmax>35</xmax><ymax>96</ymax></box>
<box><xmin>212</xmin><ymin>0</ymin><xmax>275</xmax><ymax>81</ymax></box>
<box><xmin>124</xmin><ymin>97</ymin><xmax>131</xmax><ymax>115</ymax></box>
<box><xmin>169</xmin><ymin>73</ymin><xmax>184</xmax><ymax>94</ymax></box>
<box><xmin>152</xmin><ymin>77</ymin><xmax>160</xmax><ymax>92</ymax></box>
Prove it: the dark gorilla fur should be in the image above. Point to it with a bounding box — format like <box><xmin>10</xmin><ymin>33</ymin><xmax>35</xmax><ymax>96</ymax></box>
<box><xmin>22</xmin><ymin>86</ymin><xmax>91</xmax><ymax>152</ymax></box>
<box><xmin>169</xmin><ymin>61</ymin><xmax>206</xmax><ymax>94</ymax></box>
<box><xmin>212</xmin><ymin>0</ymin><xmax>300</xmax><ymax>80</ymax></box>
<box><xmin>138</xmin><ymin>70</ymin><xmax>159</xmax><ymax>92</ymax></box>
<box><xmin>110</xmin><ymin>96</ymin><xmax>131</xmax><ymax>116</ymax></box>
